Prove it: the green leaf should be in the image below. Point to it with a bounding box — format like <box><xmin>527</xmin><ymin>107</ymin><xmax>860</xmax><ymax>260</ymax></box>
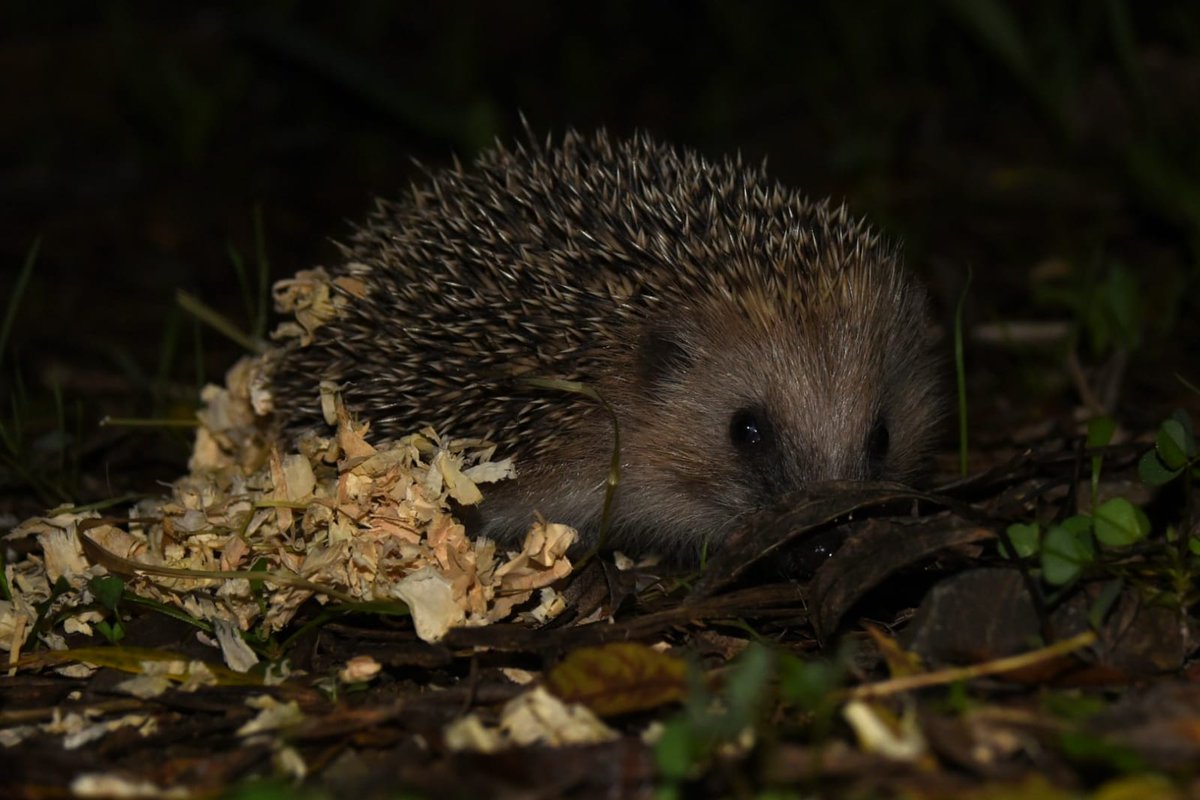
<box><xmin>779</xmin><ymin>654</ymin><xmax>843</xmax><ymax>711</ymax></box>
<box><xmin>721</xmin><ymin>643</ymin><xmax>773</xmax><ymax>735</ymax></box>
<box><xmin>654</xmin><ymin>718</ymin><xmax>698</xmax><ymax>781</ymax></box>
<box><xmin>95</xmin><ymin>619</ymin><xmax>125</xmax><ymax>644</ymax></box>
<box><xmin>1003</xmin><ymin>522</ymin><xmax>1040</xmax><ymax>558</ymax></box>
<box><xmin>89</xmin><ymin>575</ymin><xmax>125</xmax><ymax>612</ymax></box>
<box><xmin>1041</xmin><ymin>691</ymin><xmax>1105</xmax><ymax>722</ymax></box>
<box><xmin>1092</xmin><ymin>498</ymin><xmax>1150</xmax><ymax>547</ymax></box>
<box><xmin>1157</xmin><ymin>419</ymin><xmax>1190</xmax><ymax>470</ymax></box>
<box><xmin>1059</xmin><ymin>730</ymin><xmax>1146</xmax><ymax>772</ymax></box>
<box><xmin>1061</xmin><ymin>514</ymin><xmax>1093</xmax><ymax>535</ymax></box>
<box><xmin>1138</xmin><ymin>449</ymin><xmax>1180</xmax><ymax>486</ymax></box>
<box><xmin>1042</xmin><ymin>524</ymin><xmax>1093</xmax><ymax>585</ymax></box>
<box><xmin>1086</xmin><ymin>416</ymin><xmax>1116</xmax><ymax>448</ymax></box>
<box><xmin>1170</xmin><ymin>409</ymin><xmax>1196</xmax><ymax>453</ymax></box>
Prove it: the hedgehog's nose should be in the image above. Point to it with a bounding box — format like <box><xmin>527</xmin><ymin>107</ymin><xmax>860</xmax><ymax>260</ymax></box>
<box><xmin>809</xmin><ymin>444</ymin><xmax>871</xmax><ymax>484</ymax></box>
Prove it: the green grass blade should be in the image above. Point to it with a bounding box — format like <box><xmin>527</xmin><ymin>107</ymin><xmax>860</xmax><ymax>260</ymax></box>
<box><xmin>0</xmin><ymin>238</ymin><xmax>40</xmax><ymax>371</ymax></box>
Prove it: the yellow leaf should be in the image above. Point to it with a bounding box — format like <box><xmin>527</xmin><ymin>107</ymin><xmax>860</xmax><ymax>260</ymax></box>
<box><xmin>1092</xmin><ymin>774</ymin><xmax>1181</xmax><ymax>800</ymax></box>
<box><xmin>864</xmin><ymin>623</ymin><xmax>922</xmax><ymax>677</ymax></box>
<box><xmin>17</xmin><ymin>646</ymin><xmax>263</xmax><ymax>686</ymax></box>
<box><xmin>546</xmin><ymin>642</ymin><xmax>687</xmax><ymax>717</ymax></box>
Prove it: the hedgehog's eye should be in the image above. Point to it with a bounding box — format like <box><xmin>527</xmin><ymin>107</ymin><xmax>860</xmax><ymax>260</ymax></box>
<box><xmin>730</xmin><ymin>407</ymin><xmax>768</xmax><ymax>450</ymax></box>
<box><xmin>867</xmin><ymin>415</ymin><xmax>890</xmax><ymax>476</ymax></box>
<box><xmin>730</xmin><ymin>406</ymin><xmax>790</xmax><ymax>500</ymax></box>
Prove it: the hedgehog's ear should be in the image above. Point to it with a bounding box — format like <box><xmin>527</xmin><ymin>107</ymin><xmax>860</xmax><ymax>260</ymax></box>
<box><xmin>636</xmin><ymin>322</ymin><xmax>693</xmax><ymax>391</ymax></box>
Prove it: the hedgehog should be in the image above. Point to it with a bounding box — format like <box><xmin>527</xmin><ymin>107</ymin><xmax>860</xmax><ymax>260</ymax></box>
<box><xmin>266</xmin><ymin>129</ymin><xmax>942</xmax><ymax>560</ymax></box>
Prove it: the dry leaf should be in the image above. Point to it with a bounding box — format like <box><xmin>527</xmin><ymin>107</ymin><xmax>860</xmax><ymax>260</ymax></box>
<box><xmin>501</xmin><ymin>686</ymin><xmax>618</xmax><ymax>747</ymax></box>
<box><xmin>391</xmin><ymin>567</ymin><xmax>464</xmax><ymax>643</ymax></box>
<box><xmin>843</xmin><ymin>700</ymin><xmax>927</xmax><ymax>762</ymax></box>
<box><xmin>547</xmin><ymin>642</ymin><xmax>688</xmax><ymax>717</ymax></box>
<box><xmin>339</xmin><ymin>655</ymin><xmax>381</xmax><ymax>683</ymax></box>
<box><xmin>0</xmin><ymin>269</ymin><xmax>576</xmax><ymax>664</ymax></box>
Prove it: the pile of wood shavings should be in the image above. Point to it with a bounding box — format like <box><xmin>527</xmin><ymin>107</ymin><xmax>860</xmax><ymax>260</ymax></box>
<box><xmin>1</xmin><ymin>270</ymin><xmax>578</xmax><ymax>670</ymax></box>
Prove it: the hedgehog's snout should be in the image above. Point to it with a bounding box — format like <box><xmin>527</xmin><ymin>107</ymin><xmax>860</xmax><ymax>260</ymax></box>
<box><xmin>734</xmin><ymin>391</ymin><xmax>896</xmax><ymax>501</ymax></box>
<box><xmin>810</xmin><ymin>407</ymin><xmax>899</xmax><ymax>486</ymax></box>
<box><xmin>724</xmin><ymin>400</ymin><xmax>877</xmax><ymax>503</ymax></box>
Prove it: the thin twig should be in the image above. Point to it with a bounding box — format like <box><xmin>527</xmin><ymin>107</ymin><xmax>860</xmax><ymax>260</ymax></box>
<box><xmin>843</xmin><ymin>631</ymin><xmax>1096</xmax><ymax>701</ymax></box>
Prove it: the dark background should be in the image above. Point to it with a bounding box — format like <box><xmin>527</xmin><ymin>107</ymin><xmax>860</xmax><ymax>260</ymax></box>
<box><xmin>3</xmin><ymin>1</ymin><xmax>1199</xmax><ymax>514</ymax></box>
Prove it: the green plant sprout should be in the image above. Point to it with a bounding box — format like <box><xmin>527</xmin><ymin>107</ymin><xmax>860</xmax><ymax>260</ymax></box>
<box><xmin>1087</xmin><ymin>415</ymin><xmax>1117</xmax><ymax>509</ymax></box>
<box><xmin>1137</xmin><ymin>409</ymin><xmax>1199</xmax><ymax>487</ymax></box>
<box><xmin>1002</xmin><ymin>409</ymin><xmax>1196</xmax><ymax>588</ymax></box>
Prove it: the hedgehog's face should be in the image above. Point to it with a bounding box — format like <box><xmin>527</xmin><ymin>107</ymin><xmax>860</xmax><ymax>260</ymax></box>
<box><xmin>618</xmin><ymin>280</ymin><xmax>941</xmax><ymax>549</ymax></box>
